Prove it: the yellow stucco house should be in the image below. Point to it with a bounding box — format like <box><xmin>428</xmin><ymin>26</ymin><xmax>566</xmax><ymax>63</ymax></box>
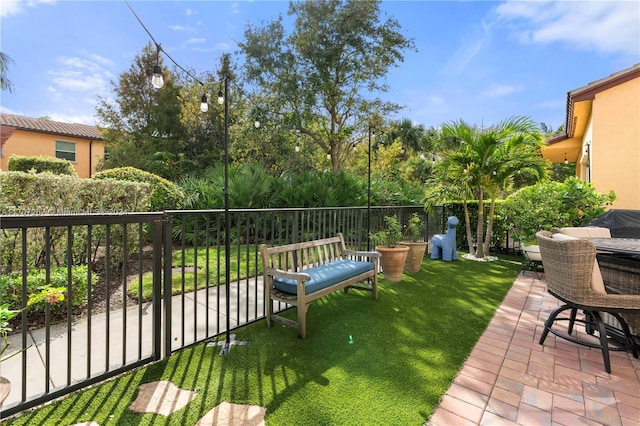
<box><xmin>543</xmin><ymin>63</ymin><xmax>640</xmax><ymax>209</ymax></box>
<box><xmin>0</xmin><ymin>113</ymin><xmax>105</xmax><ymax>178</ymax></box>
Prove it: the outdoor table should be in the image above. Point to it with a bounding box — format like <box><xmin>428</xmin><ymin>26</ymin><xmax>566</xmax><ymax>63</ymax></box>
<box><xmin>583</xmin><ymin>238</ymin><xmax>640</xmax><ymax>344</ymax></box>
<box><xmin>584</xmin><ymin>237</ymin><xmax>640</xmax><ymax>256</ymax></box>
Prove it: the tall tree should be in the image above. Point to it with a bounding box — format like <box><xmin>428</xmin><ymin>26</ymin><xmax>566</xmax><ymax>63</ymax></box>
<box><xmin>238</xmin><ymin>0</ymin><xmax>416</xmax><ymax>174</ymax></box>
<box><xmin>426</xmin><ymin>116</ymin><xmax>549</xmax><ymax>259</ymax></box>
<box><xmin>95</xmin><ymin>43</ymin><xmax>189</xmax><ymax>179</ymax></box>
<box><xmin>0</xmin><ymin>52</ymin><xmax>15</xmax><ymax>93</ymax></box>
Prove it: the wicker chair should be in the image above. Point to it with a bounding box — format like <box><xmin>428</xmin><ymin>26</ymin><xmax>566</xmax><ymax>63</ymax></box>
<box><xmin>536</xmin><ymin>230</ymin><xmax>640</xmax><ymax>373</ymax></box>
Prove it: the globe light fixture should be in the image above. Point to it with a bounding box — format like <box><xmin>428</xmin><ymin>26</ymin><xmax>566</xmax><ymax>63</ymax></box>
<box><xmin>200</xmin><ymin>94</ymin><xmax>208</xmax><ymax>113</ymax></box>
<box><xmin>152</xmin><ymin>65</ymin><xmax>164</xmax><ymax>89</ymax></box>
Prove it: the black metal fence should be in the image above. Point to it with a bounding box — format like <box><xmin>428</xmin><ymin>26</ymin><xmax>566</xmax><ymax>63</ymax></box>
<box><xmin>0</xmin><ymin>206</ymin><xmax>442</xmax><ymax>418</ymax></box>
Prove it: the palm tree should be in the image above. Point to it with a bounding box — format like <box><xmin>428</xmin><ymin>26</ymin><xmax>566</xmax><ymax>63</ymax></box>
<box><xmin>384</xmin><ymin>118</ymin><xmax>427</xmax><ymax>154</ymax></box>
<box><xmin>426</xmin><ymin>116</ymin><xmax>549</xmax><ymax>259</ymax></box>
<box><xmin>0</xmin><ymin>52</ymin><xmax>15</xmax><ymax>93</ymax></box>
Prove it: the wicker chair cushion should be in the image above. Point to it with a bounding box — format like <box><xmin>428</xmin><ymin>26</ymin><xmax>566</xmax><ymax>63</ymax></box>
<box><xmin>551</xmin><ymin>232</ymin><xmax>606</xmax><ymax>293</ymax></box>
<box><xmin>558</xmin><ymin>226</ymin><xmax>611</xmax><ymax>238</ymax></box>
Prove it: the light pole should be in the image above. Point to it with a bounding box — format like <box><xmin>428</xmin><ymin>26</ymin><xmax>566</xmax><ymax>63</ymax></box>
<box><xmin>221</xmin><ymin>75</ymin><xmax>232</xmax><ymax>354</ymax></box>
<box><xmin>367</xmin><ymin>126</ymin><xmax>372</xmax><ymax>251</ymax></box>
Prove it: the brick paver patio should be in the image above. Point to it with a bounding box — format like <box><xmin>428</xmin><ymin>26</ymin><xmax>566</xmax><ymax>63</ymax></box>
<box><xmin>428</xmin><ymin>273</ymin><xmax>640</xmax><ymax>426</ymax></box>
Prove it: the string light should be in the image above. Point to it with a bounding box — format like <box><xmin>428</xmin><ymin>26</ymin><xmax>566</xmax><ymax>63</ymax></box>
<box><xmin>200</xmin><ymin>94</ymin><xmax>208</xmax><ymax>113</ymax></box>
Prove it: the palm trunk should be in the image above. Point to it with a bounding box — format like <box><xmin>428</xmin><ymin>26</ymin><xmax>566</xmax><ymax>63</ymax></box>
<box><xmin>476</xmin><ymin>190</ymin><xmax>485</xmax><ymax>258</ymax></box>
<box><xmin>483</xmin><ymin>198</ymin><xmax>496</xmax><ymax>255</ymax></box>
<box><xmin>463</xmin><ymin>201</ymin><xmax>474</xmax><ymax>255</ymax></box>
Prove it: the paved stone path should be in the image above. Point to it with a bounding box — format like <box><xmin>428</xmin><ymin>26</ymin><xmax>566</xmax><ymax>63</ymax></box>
<box><xmin>69</xmin><ymin>380</ymin><xmax>265</xmax><ymax>425</ymax></box>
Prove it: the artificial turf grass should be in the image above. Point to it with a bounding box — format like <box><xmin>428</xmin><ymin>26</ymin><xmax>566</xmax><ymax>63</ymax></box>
<box><xmin>6</xmin><ymin>255</ymin><xmax>522</xmax><ymax>426</ymax></box>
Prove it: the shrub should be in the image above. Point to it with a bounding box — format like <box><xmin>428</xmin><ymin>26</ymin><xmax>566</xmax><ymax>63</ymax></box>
<box><xmin>8</xmin><ymin>155</ymin><xmax>77</xmax><ymax>176</ymax></box>
<box><xmin>0</xmin><ymin>266</ymin><xmax>96</xmax><ymax>315</ymax></box>
<box><xmin>0</xmin><ymin>172</ymin><xmax>152</xmax><ymax>274</ymax></box>
<box><xmin>501</xmin><ymin>176</ymin><xmax>615</xmax><ymax>243</ymax></box>
<box><xmin>93</xmin><ymin>166</ymin><xmax>184</xmax><ymax>211</ymax></box>
<box><xmin>370</xmin><ymin>215</ymin><xmax>403</xmax><ymax>248</ymax></box>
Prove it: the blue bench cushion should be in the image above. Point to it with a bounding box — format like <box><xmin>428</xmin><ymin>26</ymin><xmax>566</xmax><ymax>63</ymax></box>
<box><xmin>273</xmin><ymin>259</ymin><xmax>374</xmax><ymax>295</ymax></box>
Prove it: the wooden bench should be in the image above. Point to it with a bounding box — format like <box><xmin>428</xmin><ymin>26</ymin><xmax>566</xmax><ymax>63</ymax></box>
<box><xmin>260</xmin><ymin>233</ymin><xmax>380</xmax><ymax>338</ymax></box>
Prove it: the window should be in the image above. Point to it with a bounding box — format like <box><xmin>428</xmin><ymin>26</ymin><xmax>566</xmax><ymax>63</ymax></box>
<box><xmin>55</xmin><ymin>140</ymin><xmax>76</xmax><ymax>162</ymax></box>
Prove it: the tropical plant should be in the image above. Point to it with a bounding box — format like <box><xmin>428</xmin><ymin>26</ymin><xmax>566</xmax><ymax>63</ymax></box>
<box><xmin>501</xmin><ymin>176</ymin><xmax>615</xmax><ymax>244</ymax></box>
<box><xmin>1</xmin><ymin>285</ymin><xmax>65</xmax><ymax>362</ymax></box>
<box><xmin>425</xmin><ymin>116</ymin><xmax>549</xmax><ymax>259</ymax></box>
<box><xmin>0</xmin><ymin>51</ymin><xmax>15</xmax><ymax>93</ymax></box>
<box><xmin>370</xmin><ymin>215</ymin><xmax>403</xmax><ymax>248</ymax></box>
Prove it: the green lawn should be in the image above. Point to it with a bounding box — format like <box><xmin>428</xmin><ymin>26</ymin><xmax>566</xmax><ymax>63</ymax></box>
<box><xmin>8</xmin><ymin>255</ymin><xmax>522</xmax><ymax>425</ymax></box>
<box><xmin>129</xmin><ymin>244</ymin><xmax>261</xmax><ymax>300</ymax></box>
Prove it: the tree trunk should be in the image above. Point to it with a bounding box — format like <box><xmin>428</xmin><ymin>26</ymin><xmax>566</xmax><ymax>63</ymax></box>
<box><xmin>463</xmin><ymin>201</ymin><xmax>475</xmax><ymax>256</ymax></box>
<box><xmin>483</xmin><ymin>198</ymin><xmax>496</xmax><ymax>256</ymax></box>
<box><xmin>476</xmin><ymin>190</ymin><xmax>485</xmax><ymax>258</ymax></box>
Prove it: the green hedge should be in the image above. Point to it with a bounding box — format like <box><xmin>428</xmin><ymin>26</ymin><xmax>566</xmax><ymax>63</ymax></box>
<box><xmin>0</xmin><ymin>171</ymin><xmax>153</xmax><ymax>275</ymax></box>
<box><xmin>93</xmin><ymin>166</ymin><xmax>184</xmax><ymax>211</ymax></box>
<box><xmin>8</xmin><ymin>154</ymin><xmax>77</xmax><ymax>176</ymax></box>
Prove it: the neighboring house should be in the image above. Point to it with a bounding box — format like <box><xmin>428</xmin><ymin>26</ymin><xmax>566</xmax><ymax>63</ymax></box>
<box><xmin>543</xmin><ymin>63</ymin><xmax>640</xmax><ymax>210</ymax></box>
<box><xmin>0</xmin><ymin>113</ymin><xmax>105</xmax><ymax>178</ymax></box>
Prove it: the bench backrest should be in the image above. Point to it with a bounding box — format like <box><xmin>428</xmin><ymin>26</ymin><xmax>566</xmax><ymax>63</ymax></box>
<box><xmin>260</xmin><ymin>233</ymin><xmax>347</xmax><ymax>272</ymax></box>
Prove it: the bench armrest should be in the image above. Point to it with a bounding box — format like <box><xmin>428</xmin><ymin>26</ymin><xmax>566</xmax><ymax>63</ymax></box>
<box><xmin>265</xmin><ymin>267</ymin><xmax>312</xmax><ymax>282</ymax></box>
<box><xmin>344</xmin><ymin>250</ymin><xmax>381</xmax><ymax>259</ymax></box>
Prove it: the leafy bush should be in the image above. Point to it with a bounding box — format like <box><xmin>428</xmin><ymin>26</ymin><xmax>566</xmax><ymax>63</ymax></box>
<box><xmin>274</xmin><ymin>170</ymin><xmax>366</xmax><ymax>207</ymax></box>
<box><xmin>0</xmin><ymin>266</ymin><xmax>96</xmax><ymax>315</ymax></box>
<box><xmin>0</xmin><ymin>172</ymin><xmax>152</xmax><ymax>274</ymax></box>
<box><xmin>370</xmin><ymin>215</ymin><xmax>403</xmax><ymax>248</ymax></box>
<box><xmin>94</xmin><ymin>166</ymin><xmax>184</xmax><ymax>211</ymax></box>
<box><xmin>7</xmin><ymin>155</ymin><xmax>77</xmax><ymax>176</ymax></box>
<box><xmin>501</xmin><ymin>176</ymin><xmax>615</xmax><ymax>243</ymax></box>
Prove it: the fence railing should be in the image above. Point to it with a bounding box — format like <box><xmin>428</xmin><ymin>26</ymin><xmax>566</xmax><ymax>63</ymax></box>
<box><xmin>0</xmin><ymin>205</ymin><xmax>442</xmax><ymax>418</ymax></box>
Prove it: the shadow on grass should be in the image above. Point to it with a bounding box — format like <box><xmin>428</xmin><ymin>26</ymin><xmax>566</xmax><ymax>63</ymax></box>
<box><xmin>6</xmin><ymin>255</ymin><xmax>522</xmax><ymax>425</ymax></box>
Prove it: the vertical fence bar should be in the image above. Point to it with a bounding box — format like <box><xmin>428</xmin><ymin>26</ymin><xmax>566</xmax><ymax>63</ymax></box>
<box><xmin>163</xmin><ymin>215</ymin><xmax>172</xmax><ymax>358</ymax></box>
<box><xmin>105</xmin><ymin>224</ymin><xmax>111</xmax><ymax>372</ymax></box>
<box><xmin>137</xmin><ymin>223</ymin><xmax>144</xmax><ymax>360</ymax></box>
<box><xmin>44</xmin><ymin>227</ymin><xmax>51</xmax><ymax>393</ymax></box>
<box><xmin>20</xmin><ymin>228</ymin><xmax>27</xmax><ymax>402</ymax></box>
<box><xmin>193</xmin><ymin>213</ymin><xmax>198</xmax><ymax>343</ymax></box>
<box><xmin>66</xmin><ymin>226</ymin><xmax>73</xmax><ymax>386</ymax></box>
<box><xmin>86</xmin><ymin>225</ymin><xmax>93</xmax><ymax>379</ymax></box>
<box><xmin>153</xmin><ymin>218</ymin><xmax>163</xmax><ymax>361</ymax></box>
<box><xmin>121</xmin><ymin>223</ymin><xmax>128</xmax><ymax>366</ymax></box>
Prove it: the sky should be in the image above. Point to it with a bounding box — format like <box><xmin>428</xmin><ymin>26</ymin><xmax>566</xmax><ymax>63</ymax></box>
<box><xmin>1</xmin><ymin>0</ymin><xmax>638</xmax><ymax>130</ymax></box>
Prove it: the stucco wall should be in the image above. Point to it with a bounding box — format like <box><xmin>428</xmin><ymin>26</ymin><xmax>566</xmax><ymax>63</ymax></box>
<box><xmin>591</xmin><ymin>78</ymin><xmax>640</xmax><ymax>209</ymax></box>
<box><xmin>0</xmin><ymin>130</ymin><xmax>105</xmax><ymax>178</ymax></box>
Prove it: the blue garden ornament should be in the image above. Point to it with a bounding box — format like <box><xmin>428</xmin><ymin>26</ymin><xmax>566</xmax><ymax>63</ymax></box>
<box><xmin>431</xmin><ymin>216</ymin><xmax>459</xmax><ymax>261</ymax></box>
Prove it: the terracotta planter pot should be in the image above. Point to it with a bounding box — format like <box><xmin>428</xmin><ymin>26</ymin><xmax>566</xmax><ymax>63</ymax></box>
<box><xmin>0</xmin><ymin>376</ymin><xmax>10</xmax><ymax>408</ymax></box>
<box><xmin>400</xmin><ymin>241</ymin><xmax>427</xmax><ymax>273</ymax></box>
<box><xmin>375</xmin><ymin>245</ymin><xmax>410</xmax><ymax>282</ymax></box>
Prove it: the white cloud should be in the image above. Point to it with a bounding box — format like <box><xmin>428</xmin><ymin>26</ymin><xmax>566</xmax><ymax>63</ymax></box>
<box><xmin>535</xmin><ymin>99</ymin><xmax>565</xmax><ymax>110</ymax></box>
<box><xmin>0</xmin><ymin>0</ymin><xmax>55</xmax><ymax>17</ymax></box>
<box><xmin>47</xmin><ymin>54</ymin><xmax>113</xmax><ymax>95</ymax></box>
<box><xmin>482</xmin><ymin>83</ymin><xmax>519</xmax><ymax>98</ymax></box>
<box><xmin>185</xmin><ymin>38</ymin><xmax>206</xmax><ymax>45</ymax></box>
<box><xmin>170</xmin><ymin>24</ymin><xmax>196</xmax><ymax>32</ymax></box>
<box><xmin>496</xmin><ymin>0</ymin><xmax>640</xmax><ymax>56</ymax></box>
<box><xmin>0</xmin><ymin>0</ymin><xmax>21</xmax><ymax>17</ymax></box>
<box><xmin>444</xmin><ymin>19</ymin><xmax>493</xmax><ymax>75</ymax></box>
<box><xmin>48</xmin><ymin>112</ymin><xmax>96</xmax><ymax>126</ymax></box>
<box><xmin>430</xmin><ymin>96</ymin><xmax>445</xmax><ymax>105</ymax></box>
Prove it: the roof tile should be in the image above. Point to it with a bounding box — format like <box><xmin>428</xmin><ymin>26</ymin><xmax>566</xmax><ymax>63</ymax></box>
<box><xmin>0</xmin><ymin>113</ymin><xmax>102</xmax><ymax>140</ymax></box>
